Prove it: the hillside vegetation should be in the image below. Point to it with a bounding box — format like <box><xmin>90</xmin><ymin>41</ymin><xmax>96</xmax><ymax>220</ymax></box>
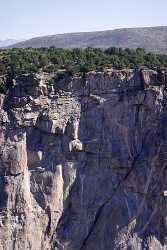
<box><xmin>0</xmin><ymin>47</ymin><xmax>167</xmax><ymax>78</ymax></box>
<box><xmin>9</xmin><ymin>26</ymin><xmax>167</xmax><ymax>55</ymax></box>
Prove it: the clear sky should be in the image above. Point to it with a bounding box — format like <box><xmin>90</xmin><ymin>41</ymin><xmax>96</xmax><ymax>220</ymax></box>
<box><xmin>1</xmin><ymin>0</ymin><xmax>167</xmax><ymax>40</ymax></box>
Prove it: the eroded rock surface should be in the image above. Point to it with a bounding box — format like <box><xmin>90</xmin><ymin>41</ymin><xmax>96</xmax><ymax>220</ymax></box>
<box><xmin>0</xmin><ymin>69</ymin><xmax>167</xmax><ymax>249</ymax></box>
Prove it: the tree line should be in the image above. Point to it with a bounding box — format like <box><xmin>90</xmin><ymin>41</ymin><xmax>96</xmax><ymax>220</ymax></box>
<box><xmin>0</xmin><ymin>47</ymin><xmax>167</xmax><ymax>77</ymax></box>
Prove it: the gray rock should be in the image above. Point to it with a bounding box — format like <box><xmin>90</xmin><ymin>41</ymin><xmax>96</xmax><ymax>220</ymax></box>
<box><xmin>0</xmin><ymin>69</ymin><xmax>167</xmax><ymax>249</ymax></box>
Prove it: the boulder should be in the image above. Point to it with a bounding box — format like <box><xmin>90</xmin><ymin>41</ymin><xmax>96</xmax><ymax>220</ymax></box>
<box><xmin>69</xmin><ymin>139</ymin><xmax>83</xmax><ymax>152</ymax></box>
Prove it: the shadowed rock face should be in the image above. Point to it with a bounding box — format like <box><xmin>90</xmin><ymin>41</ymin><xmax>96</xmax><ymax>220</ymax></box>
<box><xmin>0</xmin><ymin>69</ymin><xmax>167</xmax><ymax>249</ymax></box>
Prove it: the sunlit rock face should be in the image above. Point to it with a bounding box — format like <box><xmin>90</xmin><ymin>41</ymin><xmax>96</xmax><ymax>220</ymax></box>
<box><xmin>0</xmin><ymin>69</ymin><xmax>167</xmax><ymax>250</ymax></box>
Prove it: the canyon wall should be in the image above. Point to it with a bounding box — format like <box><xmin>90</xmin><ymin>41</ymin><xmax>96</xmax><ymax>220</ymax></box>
<box><xmin>0</xmin><ymin>69</ymin><xmax>167</xmax><ymax>249</ymax></box>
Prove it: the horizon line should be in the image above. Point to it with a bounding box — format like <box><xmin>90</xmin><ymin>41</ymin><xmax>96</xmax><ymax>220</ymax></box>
<box><xmin>1</xmin><ymin>25</ymin><xmax>167</xmax><ymax>41</ymax></box>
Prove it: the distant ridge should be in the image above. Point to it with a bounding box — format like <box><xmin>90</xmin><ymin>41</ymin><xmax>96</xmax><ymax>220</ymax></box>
<box><xmin>9</xmin><ymin>26</ymin><xmax>167</xmax><ymax>54</ymax></box>
<box><xmin>0</xmin><ymin>39</ymin><xmax>21</xmax><ymax>48</ymax></box>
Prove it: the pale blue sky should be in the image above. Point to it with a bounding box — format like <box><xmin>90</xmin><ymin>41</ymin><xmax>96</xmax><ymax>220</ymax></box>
<box><xmin>1</xmin><ymin>0</ymin><xmax>167</xmax><ymax>39</ymax></box>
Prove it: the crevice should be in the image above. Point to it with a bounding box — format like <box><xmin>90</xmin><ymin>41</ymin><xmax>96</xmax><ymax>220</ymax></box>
<box><xmin>79</xmin><ymin>157</ymin><xmax>140</xmax><ymax>249</ymax></box>
<box><xmin>79</xmin><ymin>132</ymin><xmax>148</xmax><ymax>250</ymax></box>
<box><xmin>45</xmin><ymin>206</ymin><xmax>52</xmax><ymax>236</ymax></box>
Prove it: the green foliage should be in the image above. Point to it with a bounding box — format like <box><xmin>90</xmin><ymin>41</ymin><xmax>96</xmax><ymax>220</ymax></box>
<box><xmin>0</xmin><ymin>47</ymin><xmax>167</xmax><ymax>78</ymax></box>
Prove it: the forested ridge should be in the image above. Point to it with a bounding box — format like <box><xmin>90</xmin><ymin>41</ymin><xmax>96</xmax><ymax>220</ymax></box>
<box><xmin>0</xmin><ymin>47</ymin><xmax>167</xmax><ymax>78</ymax></box>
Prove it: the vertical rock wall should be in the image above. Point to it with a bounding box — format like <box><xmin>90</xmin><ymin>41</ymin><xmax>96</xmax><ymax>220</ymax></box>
<box><xmin>0</xmin><ymin>69</ymin><xmax>167</xmax><ymax>249</ymax></box>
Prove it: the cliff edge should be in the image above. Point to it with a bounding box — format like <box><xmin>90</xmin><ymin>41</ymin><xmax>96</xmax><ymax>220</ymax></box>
<box><xmin>0</xmin><ymin>69</ymin><xmax>167</xmax><ymax>249</ymax></box>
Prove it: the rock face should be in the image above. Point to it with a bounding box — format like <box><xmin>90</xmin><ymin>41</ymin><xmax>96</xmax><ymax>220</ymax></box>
<box><xmin>0</xmin><ymin>69</ymin><xmax>167</xmax><ymax>249</ymax></box>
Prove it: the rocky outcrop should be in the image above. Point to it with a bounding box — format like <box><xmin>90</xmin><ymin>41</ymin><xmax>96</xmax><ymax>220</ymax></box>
<box><xmin>0</xmin><ymin>69</ymin><xmax>167</xmax><ymax>249</ymax></box>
